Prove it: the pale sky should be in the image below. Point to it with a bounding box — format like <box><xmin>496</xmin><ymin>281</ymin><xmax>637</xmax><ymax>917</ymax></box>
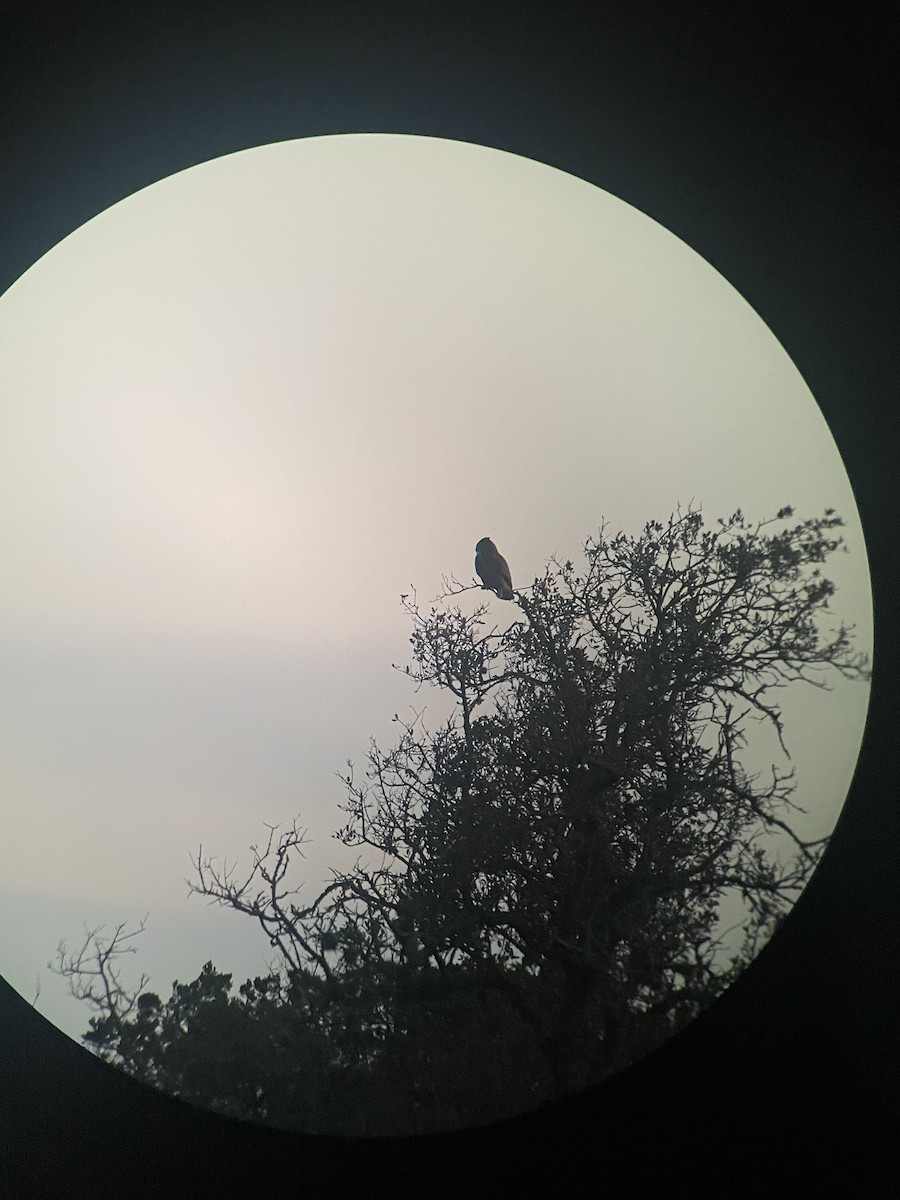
<box><xmin>0</xmin><ymin>134</ymin><xmax>871</xmax><ymax>1044</ymax></box>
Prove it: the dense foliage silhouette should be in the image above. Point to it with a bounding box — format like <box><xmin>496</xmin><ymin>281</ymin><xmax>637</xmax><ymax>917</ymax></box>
<box><xmin>54</xmin><ymin>507</ymin><xmax>868</xmax><ymax>1134</ymax></box>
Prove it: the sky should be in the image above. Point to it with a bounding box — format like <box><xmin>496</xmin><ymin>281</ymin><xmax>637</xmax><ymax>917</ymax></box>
<box><xmin>0</xmin><ymin>134</ymin><xmax>872</xmax><ymax>1046</ymax></box>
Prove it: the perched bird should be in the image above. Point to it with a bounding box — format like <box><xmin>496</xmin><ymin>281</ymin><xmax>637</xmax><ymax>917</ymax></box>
<box><xmin>475</xmin><ymin>537</ymin><xmax>514</xmax><ymax>600</ymax></box>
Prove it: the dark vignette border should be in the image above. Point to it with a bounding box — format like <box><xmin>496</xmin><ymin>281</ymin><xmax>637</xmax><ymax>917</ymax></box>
<box><xmin>0</xmin><ymin>3</ymin><xmax>896</xmax><ymax>1193</ymax></box>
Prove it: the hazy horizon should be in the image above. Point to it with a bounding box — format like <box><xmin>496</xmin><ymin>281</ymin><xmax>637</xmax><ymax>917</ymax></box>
<box><xmin>0</xmin><ymin>134</ymin><xmax>871</xmax><ymax>1045</ymax></box>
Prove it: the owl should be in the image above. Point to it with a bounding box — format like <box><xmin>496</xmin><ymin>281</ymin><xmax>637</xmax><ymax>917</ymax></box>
<box><xmin>475</xmin><ymin>537</ymin><xmax>514</xmax><ymax>600</ymax></box>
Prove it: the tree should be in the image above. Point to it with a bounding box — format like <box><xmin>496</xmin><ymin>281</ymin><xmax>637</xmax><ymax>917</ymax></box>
<box><xmin>54</xmin><ymin>506</ymin><xmax>869</xmax><ymax>1134</ymax></box>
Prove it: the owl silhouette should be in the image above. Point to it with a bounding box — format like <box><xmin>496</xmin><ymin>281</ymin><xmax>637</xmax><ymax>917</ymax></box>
<box><xmin>475</xmin><ymin>537</ymin><xmax>514</xmax><ymax>600</ymax></box>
